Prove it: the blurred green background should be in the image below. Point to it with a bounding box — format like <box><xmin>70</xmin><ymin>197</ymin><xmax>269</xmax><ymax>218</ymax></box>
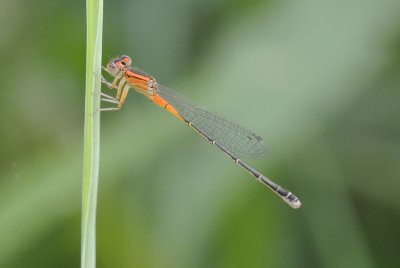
<box><xmin>1</xmin><ymin>0</ymin><xmax>400</xmax><ymax>267</ymax></box>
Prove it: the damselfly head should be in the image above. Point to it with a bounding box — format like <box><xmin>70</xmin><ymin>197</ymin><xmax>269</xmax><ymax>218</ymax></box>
<box><xmin>107</xmin><ymin>55</ymin><xmax>133</xmax><ymax>76</ymax></box>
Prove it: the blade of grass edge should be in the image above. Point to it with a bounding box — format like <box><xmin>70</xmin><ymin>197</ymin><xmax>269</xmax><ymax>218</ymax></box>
<box><xmin>82</xmin><ymin>0</ymin><xmax>102</xmax><ymax>267</ymax></box>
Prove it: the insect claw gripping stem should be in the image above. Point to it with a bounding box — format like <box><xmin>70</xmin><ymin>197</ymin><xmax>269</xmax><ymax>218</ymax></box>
<box><xmin>101</xmin><ymin>98</ymin><xmax>119</xmax><ymax>105</ymax></box>
<box><xmin>100</xmin><ymin>92</ymin><xmax>117</xmax><ymax>100</ymax></box>
<box><xmin>99</xmin><ymin>107</ymin><xmax>121</xmax><ymax>112</ymax></box>
<box><xmin>100</xmin><ymin>76</ymin><xmax>122</xmax><ymax>110</ymax></box>
<box><xmin>101</xmin><ymin>76</ymin><xmax>114</xmax><ymax>89</ymax></box>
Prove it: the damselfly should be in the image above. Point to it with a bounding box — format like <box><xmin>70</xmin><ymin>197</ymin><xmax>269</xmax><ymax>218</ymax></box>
<box><xmin>100</xmin><ymin>55</ymin><xmax>301</xmax><ymax>209</ymax></box>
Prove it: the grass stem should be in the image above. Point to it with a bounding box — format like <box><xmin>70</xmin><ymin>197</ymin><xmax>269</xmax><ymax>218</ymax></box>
<box><xmin>81</xmin><ymin>0</ymin><xmax>103</xmax><ymax>267</ymax></box>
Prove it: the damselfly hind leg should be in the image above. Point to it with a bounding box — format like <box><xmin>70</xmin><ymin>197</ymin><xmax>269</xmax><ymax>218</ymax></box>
<box><xmin>99</xmin><ymin>107</ymin><xmax>121</xmax><ymax>111</ymax></box>
<box><xmin>101</xmin><ymin>92</ymin><xmax>119</xmax><ymax>104</ymax></box>
<box><xmin>100</xmin><ymin>77</ymin><xmax>130</xmax><ymax>111</ymax></box>
<box><xmin>115</xmin><ymin>77</ymin><xmax>127</xmax><ymax>100</ymax></box>
<box><xmin>99</xmin><ymin>77</ymin><xmax>117</xmax><ymax>111</ymax></box>
<box><xmin>100</xmin><ymin>67</ymin><xmax>125</xmax><ymax>111</ymax></box>
<box><xmin>99</xmin><ymin>92</ymin><xmax>120</xmax><ymax>111</ymax></box>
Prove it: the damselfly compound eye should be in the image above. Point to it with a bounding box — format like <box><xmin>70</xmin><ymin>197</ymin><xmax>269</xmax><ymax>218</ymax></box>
<box><xmin>119</xmin><ymin>55</ymin><xmax>132</xmax><ymax>67</ymax></box>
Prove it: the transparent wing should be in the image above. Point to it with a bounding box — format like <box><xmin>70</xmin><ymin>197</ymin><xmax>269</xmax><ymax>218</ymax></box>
<box><xmin>156</xmin><ymin>84</ymin><xmax>266</xmax><ymax>159</ymax></box>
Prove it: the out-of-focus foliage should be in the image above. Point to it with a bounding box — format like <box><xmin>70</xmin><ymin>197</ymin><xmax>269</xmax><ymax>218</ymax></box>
<box><xmin>0</xmin><ymin>0</ymin><xmax>399</xmax><ymax>267</ymax></box>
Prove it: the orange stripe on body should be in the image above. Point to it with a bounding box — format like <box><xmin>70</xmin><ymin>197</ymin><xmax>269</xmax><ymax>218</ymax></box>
<box><xmin>125</xmin><ymin>70</ymin><xmax>151</xmax><ymax>91</ymax></box>
<box><xmin>124</xmin><ymin>68</ymin><xmax>183</xmax><ymax>121</ymax></box>
<box><xmin>148</xmin><ymin>94</ymin><xmax>183</xmax><ymax>121</ymax></box>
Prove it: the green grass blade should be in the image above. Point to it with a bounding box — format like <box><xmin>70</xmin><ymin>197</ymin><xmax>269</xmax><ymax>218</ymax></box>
<box><xmin>82</xmin><ymin>0</ymin><xmax>103</xmax><ymax>267</ymax></box>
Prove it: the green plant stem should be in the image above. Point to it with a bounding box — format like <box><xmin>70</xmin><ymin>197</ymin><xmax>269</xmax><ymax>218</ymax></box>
<box><xmin>82</xmin><ymin>0</ymin><xmax>103</xmax><ymax>267</ymax></box>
